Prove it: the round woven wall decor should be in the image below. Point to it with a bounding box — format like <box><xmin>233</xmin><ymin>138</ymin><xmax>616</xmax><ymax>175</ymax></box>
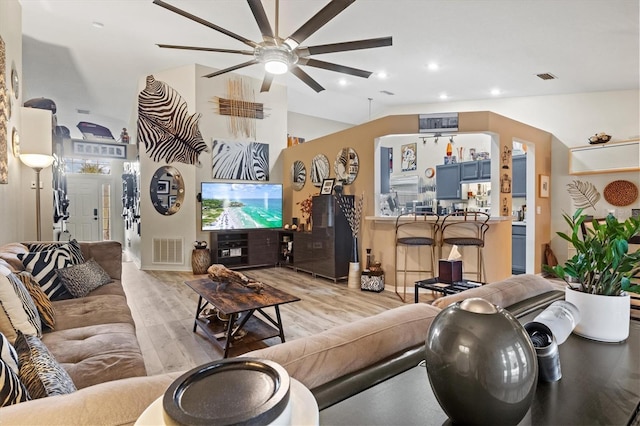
<box><xmin>603</xmin><ymin>180</ymin><xmax>638</xmax><ymax>206</ymax></box>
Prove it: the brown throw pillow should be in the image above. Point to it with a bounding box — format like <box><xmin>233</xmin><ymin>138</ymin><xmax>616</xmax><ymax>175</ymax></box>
<box><xmin>55</xmin><ymin>259</ymin><xmax>113</xmax><ymax>298</ymax></box>
<box><xmin>15</xmin><ymin>272</ymin><xmax>55</xmax><ymax>330</ymax></box>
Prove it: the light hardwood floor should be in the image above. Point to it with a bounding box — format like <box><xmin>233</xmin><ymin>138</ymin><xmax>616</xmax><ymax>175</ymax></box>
<box><xmin>122</xmin><ymin>259</ymin><xmax>435</xmax><ymax>376</ymax></box>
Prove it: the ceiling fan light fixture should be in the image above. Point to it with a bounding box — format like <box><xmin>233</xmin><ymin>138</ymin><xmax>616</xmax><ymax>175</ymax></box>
<box><xmin>256</xmin><ymin>45</ymin><xmax>296</xmax><ymax>75</ymax></box>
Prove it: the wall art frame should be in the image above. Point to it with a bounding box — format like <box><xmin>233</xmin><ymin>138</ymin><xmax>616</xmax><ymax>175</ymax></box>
<box><xmin>539</xmin><ymin>174</ymin><xmax>550</xmax><ymax>198</ymax></box>
<box><xmin>73</xmin><ymin>141</ymin><xmax>127</xmax><ymax>159</ymax></box>
<box><xmin>320</xmin><ymin>178</ymin><xmax>336</xmax><ymax>195</ymax></box>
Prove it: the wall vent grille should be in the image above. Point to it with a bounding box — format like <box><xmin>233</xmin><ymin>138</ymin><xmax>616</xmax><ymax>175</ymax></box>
<box><xmin>379</xmin><ymin>90</ymin><xmax>395</xmax><ymax>95</ymax></box>
<box><xmin>152</xmin><ymin>238</ymin><xmax>184</xmax><ymax>264</ymax></box>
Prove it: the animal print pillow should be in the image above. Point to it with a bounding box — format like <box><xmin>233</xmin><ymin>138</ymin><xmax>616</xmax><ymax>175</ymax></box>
<box><xmin>55</xmin><ymin>259</ymin><xmax>113</xmax><ymax>298</ymax></box>
<box><xmin>0</xmin><ymin>332</ymin><xmax>30</xmax><ymax>406</ymax></box>
<box><xmin>0</xmin><ymin>273</ymin><xmax>42</xmax><ymax>343</ymax></box>
<box><xmin>14</xmin><ymin>331</ymin><xmax>76</xmax><ymax>399</ymax></box>
<box><xmin>25</xmin><ymin>240</ymin><xmax>85</xmax><ymax>265</ymax></box>
<box><xmin>17</xmin><ymin>249</ymin><xmax>73</xmax><ymax>301</ymax></box>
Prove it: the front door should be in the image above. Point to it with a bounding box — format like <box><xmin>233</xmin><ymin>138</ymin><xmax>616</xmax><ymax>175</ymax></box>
<box><xmin>66</xmin><ymin>176</ymin><xmax>101</xmax><ymax>241</ymax></box>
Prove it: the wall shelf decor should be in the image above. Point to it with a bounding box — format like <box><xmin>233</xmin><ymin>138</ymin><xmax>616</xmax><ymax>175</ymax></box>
<box><xmin>569</xmin><ymin>139</ymin><xmax>639</xmax><ymax>175</ymax></box>
<box><xmin>0</xmin><ymin>36</ymin><xmax>7</xmax><ymax>184</ymax></box>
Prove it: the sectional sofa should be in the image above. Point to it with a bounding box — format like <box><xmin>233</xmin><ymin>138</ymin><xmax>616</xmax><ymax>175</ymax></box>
<box><xmin>0</xmin><ymin>246</ymin><xmax>564</xmax><ymax>426</ymax></box>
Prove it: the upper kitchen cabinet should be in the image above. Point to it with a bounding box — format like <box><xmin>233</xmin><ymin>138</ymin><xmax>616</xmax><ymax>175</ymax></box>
<box><xmin>512</xmin><ymin>155</ymin><xmax>527</xmax><ymax>197</ymax></box>
<box><xmin>460</xmin><ymin>159</ymin><xmax>491</xmax><ymax>181</ymax></box>
<box><xmin>569</xmin><ymin>139</ymin><xmax>639</xmax><ymax>175</ymax></box>
<box><xmin>436</xmin><ymin>163</ymin><xmax>461</xmax><ymax>199</ymax></box>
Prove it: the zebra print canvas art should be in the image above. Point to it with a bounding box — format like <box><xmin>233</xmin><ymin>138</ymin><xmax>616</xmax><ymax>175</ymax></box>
<box><xmin>137</xmin><ymin>75</ymin><xmax>209</xmax><ymax>166</ymax></box>
<box><xmin>211</xmin><ymin>140</ymin><xmax>269</xmax><ymax>181</ymax></box>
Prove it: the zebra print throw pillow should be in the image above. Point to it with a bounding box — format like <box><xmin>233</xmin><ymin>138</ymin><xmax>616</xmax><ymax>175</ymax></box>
<box><xmin>25</xmin><ymin>239</ymin><xmax>85</xmax><ymax>265</ymax></box>
<box><xmin>0</xmin><ymin>273</ymin><xmax>42</xmax><ymax>343</ymax></box>
<box><xmin>1</xmin><ymin>332</ymin><xmax>30</xmax><ymax>407</ymax></box>
<box><xmin>15</xmin><ymin>272</ymin><xmax>55</xmax><ymax>330</ymax></box>
<box><xmin>14</xmin><ymin>331</ymin><xmax>76</xmax><ymax>399</ymax></box>
<box><xmin>55</xmin><ymin>258</ymin><xmax>113</xmax><ymax>298</ymax></box>
<box><xmin>17</xmin><ymin>249</ymin><xmax>73</xmax><ymax>301</ymax></box>
<box><xmin>0</xmin><ymin>358</ymin><xmax>30</xmax><ymax>405</ymax></box>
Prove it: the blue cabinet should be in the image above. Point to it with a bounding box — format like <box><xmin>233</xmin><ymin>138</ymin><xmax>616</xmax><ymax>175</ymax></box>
<box><xmin>512</xmin><ymin>155</ymin><xmax>527</xmax><ymax>197</ymax></box>
<box><xmin>512</xmin><ymin>225</ymin><xmax>526</xmax><ymax>274</ymax></box>
<box><xmin>436</xmin><ymin>164</ymin><xmax>461</xmax><ymax>200</ymax></box>
<box><xmin>460</xmin><ymin>159</ymin><xmax>492</xmax><ymax>181</ymax></box>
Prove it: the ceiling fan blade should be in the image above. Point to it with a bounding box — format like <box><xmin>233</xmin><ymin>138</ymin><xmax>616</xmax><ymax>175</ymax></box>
<box><xmin>157</xmin><ymin>44</ymin><xmax>254</xmax><ymax>55</ymax></box>
<box><xmin>202</xmin><ymin>60</ymin><xmax>259</xmax><ymax>78</ymax></box>
<box><xmin>299</xmin><ymin>58</ymin><xmax>372</xmax><ymax>78</ymax></box>
<box><xmin>300</xmin><ymin>37</ymin><xmax>393</xmax><ymax>56</ymax></box>
<box><xmin>260</xmin><ymin>73</ymin><xmax>274</xmax><ymax>92</ymax></box>
<box><xmin>285</xmin><ymin>0</ymin><xmax>356</xmax><ymax>47</ymax></box>
<box><xmin>153</xmin><ymin>0</ymin><xmax>258</xmax><ymax>48</ymax></box>
<box><xmin>247</xmin><ymin>0</ymin><xmax>274</xmax><ymax>41</ymax></box>
<box><xmin>290</xmin><ymin>66</ymin><xmax>325</xmax><ymax>92</ymax></box>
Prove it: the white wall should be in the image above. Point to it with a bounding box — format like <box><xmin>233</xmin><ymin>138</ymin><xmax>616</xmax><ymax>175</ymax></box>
<box><xmin>132</xmin><ymin>64</ymin><xmax>288</xmax><ymax>271</ymax></box>
<box><xmin>0</xmin><ymin>0</ymin><xmax>26</xmax><ymax>245</ymax></box>
<box><xmin>378</xmin><ymin>90</ymin><xmax>640</xmax><ymax>262</ymax></box>
<box><xmin>287</xmin><ymin>111</ymin><xmax>352</xmax><ymax>142</ymax></box>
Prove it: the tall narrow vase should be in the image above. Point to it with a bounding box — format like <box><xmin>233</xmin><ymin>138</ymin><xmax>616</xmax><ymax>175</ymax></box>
<box><xmin>352</xmin><ymin>236</ymin><xmax>359</xmax><ymax>263</ymax></box>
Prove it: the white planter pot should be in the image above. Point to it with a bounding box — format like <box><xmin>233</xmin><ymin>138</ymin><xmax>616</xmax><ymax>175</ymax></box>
<box><xmin>565</xmin><ymin>288</ymin><xmax>630</xmax><ymax>343</ymax></box>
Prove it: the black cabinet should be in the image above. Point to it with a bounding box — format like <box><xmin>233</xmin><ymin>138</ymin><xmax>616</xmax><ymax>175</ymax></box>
<box><xmin>512</xmin><ymin>225</ymin><xmax>526</xmax><ymax>274</ymax></box>
<box><xmin>292</xmin><ymin>194</ymin><xmax>352</xmax><ymax>281</ymax></box>
<box><xmin>436</xmin><ymin>164</ymin><xmax>461</xmax><ymax>200</ymax></box>
<box><xmin>512</xmin><ymin>155</ymin><xmax>527</xmax><ymax>197</ymax></box>
<box><xmin>210</xmin><ymin>229</ymin><xmax>278</xmax><ymax>269</ymax></box>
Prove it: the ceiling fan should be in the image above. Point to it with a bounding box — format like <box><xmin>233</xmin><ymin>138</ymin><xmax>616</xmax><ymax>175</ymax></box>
<box><xmin>153</xmin><ymin>0</ymin><xmax>392</xmax><ymax>93</ymax></box>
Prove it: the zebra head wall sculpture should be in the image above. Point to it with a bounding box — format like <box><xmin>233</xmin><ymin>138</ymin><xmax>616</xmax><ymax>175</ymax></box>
<box><xmin>137</xmin><ymin>75</ymin><xmax>209</xmax><ymax>166</ymax></box>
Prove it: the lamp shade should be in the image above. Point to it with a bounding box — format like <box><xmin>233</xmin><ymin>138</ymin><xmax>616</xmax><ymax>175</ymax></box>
<box><xmin>19</xmin><ymin>154</ymin><xmax>55</xmax><ymax>170</ymax></box>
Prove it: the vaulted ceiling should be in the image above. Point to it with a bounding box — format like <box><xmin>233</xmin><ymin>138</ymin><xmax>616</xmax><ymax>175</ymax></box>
<box><xmin>20</xmin><ymin>0</ymin><xmax>640</xmax><ymax>139</ymax></box>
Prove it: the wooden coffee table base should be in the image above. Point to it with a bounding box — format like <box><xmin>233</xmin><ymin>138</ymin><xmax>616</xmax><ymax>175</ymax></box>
<box><xmin>186</xmin><ymin>278</ymin><xmax>300</xmax><ymax>358</ymax></box>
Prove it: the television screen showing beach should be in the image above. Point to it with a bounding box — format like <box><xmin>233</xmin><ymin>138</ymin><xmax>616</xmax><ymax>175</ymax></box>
<box><xmin>201</xmin><ymin>183</ymin><xmax>283</xmax><ymax>231</ymax></box>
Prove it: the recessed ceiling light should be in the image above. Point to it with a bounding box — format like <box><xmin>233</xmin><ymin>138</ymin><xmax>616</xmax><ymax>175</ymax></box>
<box><xmin>92</xmin><ymin>21</ymin><xmax>104</xmax><ymax>29</ymax></box>
<box><xmin>491</xmin><ymin>88</ymin><xmax>501</xmax><ymax>96</ymax></box>
<box><xmin>439</xmin><ymin>93</ymin><xmax>448</xmax><ymax>100</ymax></box>
<box><xmin>377</xmin><ymin>71</ymin><xmax>388</xmax><ymax>79</ymax></box>
<box><xmin>338</xmin><ymin>79</ymin><xmax>348</xmax><ymax>86</ymax></box>
<box><xmin>428</xmin><ymin>63</ymin><xmax>439</xmax><ymax>71</ymax></box>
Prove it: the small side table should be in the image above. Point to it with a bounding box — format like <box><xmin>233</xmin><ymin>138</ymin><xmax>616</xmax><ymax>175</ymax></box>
<box><xmin>191</xmin><ymin>248</ymin><xmax>210</xmax><ymax>274</ymax></box>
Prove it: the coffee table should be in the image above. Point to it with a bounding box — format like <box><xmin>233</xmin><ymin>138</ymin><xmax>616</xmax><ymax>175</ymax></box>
<box><xmin>414</xmin><ymin>276</ymin><xmax>483</xmax><ymax>303</ymax></box>
<box><xmin>185</xmin><ymin>278</ymin><xmax>300</xmax><ymax>358</ymax></box>
<box><xmin>320</xmin><ymin>312</ymin><xmax>640</xmax><ymax>425</ymax></box>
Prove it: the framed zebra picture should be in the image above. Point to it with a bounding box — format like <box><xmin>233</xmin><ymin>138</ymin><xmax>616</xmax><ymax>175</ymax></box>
<box><xmin>211</xmin><ymin>139</ymin><xmax>270</xmax><ymax>181</ymax></box>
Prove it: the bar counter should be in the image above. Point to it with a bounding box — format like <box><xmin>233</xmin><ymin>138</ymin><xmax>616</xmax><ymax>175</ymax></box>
<box><xmin>363</xmin><ymin>215</ymin><xmax>513</xmax><ymax>287</ymax></box>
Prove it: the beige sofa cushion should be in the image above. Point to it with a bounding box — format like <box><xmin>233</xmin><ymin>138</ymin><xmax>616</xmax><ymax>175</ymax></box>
<box><xmin>42</xmin><ymin>322</ymin><xmax>147</xmax><ymax>389</ymax></box>
<box><xmin>245</xmin><ymin>303</ymin><xmax>440</xmax><ymax>390</ymax></box>
<box><xmin>51</xmin><ymin>293</ymin><xmax>133</xmax><ymax>331</ymax></box>
<box><xmin>431</xmin><ymin>274</ymin><xmax>560</xmax><ymax>310</ymax></box>
<box><xmin>0</xmin><ymin>372</ymin><xmax>181</xmax><ymax>426</ymax></box>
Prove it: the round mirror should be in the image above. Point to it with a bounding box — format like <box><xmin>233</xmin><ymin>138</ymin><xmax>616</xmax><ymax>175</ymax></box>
<box><xmin>291</xmin><ymin>160</ymin><xmax>306</xmax><ymax>191</ymax></box>
<box><xmin>334</xmin><ymin>147</ymin><xmax>359</xmax><ymax>185</ymax></box>
<box><xmin>150</xmin><ymin>165</ymin><xmax>185</xmax><ymax>215</ymax></box>
<box><xmin>311</xmin><ymin>154</ymin><xmax>330</xmax><ymax>187</ymax></box>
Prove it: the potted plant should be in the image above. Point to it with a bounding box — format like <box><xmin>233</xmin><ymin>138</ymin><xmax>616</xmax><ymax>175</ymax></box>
<box><xmin>544</xmin><ymin>209</ymin><xmax>640</xmax><ymax>342</ymax></box>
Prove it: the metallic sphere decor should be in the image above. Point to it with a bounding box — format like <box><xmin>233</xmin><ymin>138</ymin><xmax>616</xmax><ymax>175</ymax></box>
<box><xmin>425</xmin><ymin>298</ymin><xmax>538</xmax><ymax>425</ymax></box>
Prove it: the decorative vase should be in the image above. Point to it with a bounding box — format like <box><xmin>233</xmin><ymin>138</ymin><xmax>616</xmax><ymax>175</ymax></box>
<box><xmin>425</xmin><ymin>298</ymin><xmax>537</xmax><ymax>425</ymax></box>
<box><xmin>565</xmin><ymin>288</ymin><xmax>630</xmax><ymax>343</ymax></box>
<box><xmin>351</xmin><ymin>236</ymin><xmax>359</xmax><ymax>263</ymax></box>
<box><xmin>347</xmin><ymin>262</ymin><xmax>361</xmax><ymax>289</ymax></box>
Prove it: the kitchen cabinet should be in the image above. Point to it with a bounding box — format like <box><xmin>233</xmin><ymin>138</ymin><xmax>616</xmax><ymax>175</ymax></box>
<box><xmin>460</xmin><ymin>159</ymin><xmax>491</xmax><ymax>181</ymax></box>
<box><xmin>436</xmin><ymin>164</ymin><xmax>461</xmax><ymax>200</ymax></box>
<box><xmin>512</xmin><ymin>224</ymin><xmax>526</xmax><ymax>274</ymax></box>
<box><xmin>512</xmin><ymin>155</ymin><xmax>527</xmax><ymax>197</ymax></box>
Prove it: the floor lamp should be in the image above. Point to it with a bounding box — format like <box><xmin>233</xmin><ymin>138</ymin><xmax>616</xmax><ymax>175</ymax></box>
<box><xmin>20</xmin><ymin>154</ymin><xmax>55</xmax><ymax>241</ymax></box>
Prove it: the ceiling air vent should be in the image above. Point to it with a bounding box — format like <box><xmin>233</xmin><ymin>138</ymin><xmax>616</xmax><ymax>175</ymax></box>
<box><xmin>536</xmin><ymin>73</ymin><xmax>557</xmax><ymax>80</ymax></box>
<box><xmin>76</xmin><ymin>109</ymin><xmax>91</xmax><ymax>114</ymax></box>
<box><xmin>379</xmin><ymin>90</ymin><xmax>395</xmax><ymax>96</ymax></box>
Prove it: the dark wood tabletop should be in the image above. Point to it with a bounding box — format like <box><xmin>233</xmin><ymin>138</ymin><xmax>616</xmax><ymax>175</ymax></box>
<box><xmin>185</xmin><ymin>277</ymin><xmax>300</xmax><ymax>315</ymax></box>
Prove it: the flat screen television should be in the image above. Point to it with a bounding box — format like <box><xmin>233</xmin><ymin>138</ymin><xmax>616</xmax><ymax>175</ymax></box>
<box><xmin>200</xmin><ymin>182</ymin><xmax>283</xmax><ymax>231</ymax></box>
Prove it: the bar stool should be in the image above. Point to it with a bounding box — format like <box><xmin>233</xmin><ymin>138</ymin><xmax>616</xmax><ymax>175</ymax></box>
<box><xmin>394</xmin><ymin>212</ymin><xmax>440</xmax><ymax>302</ymax></box>
<box><xmin>439</xmin><ymin>211</ymin><xmax>490</xmax><ymax>282</ymax></box>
